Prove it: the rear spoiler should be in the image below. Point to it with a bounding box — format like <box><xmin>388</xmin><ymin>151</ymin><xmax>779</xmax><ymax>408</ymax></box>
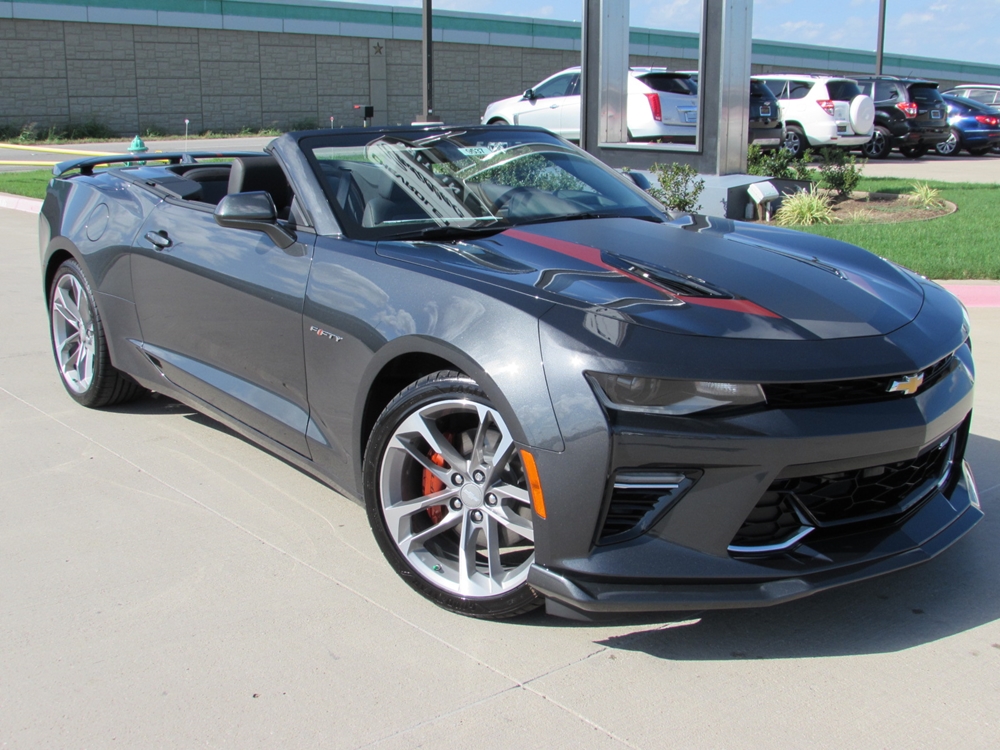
<box><xmin>52</xmin><ymin>151</ymin><xmax>267</xmax><ymax>178</ymax></box>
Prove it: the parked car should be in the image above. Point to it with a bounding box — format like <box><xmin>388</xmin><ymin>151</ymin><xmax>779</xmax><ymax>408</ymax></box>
<box><xmin>748</xmin><ymin>77</ymin><xmax>784</xmax><ymax>149</ymax></box>
<box><xmin>758</xmin><ymin>74</ymin><xmax>875</xmax><ymax>157</ymax></box>
<box><xmin>853</xmin><ymin>76</ymin><xmax>949</xmax><ymax>159</ymax></box>
<box><xmin>41</xmin><ymin>125</ymin><xmax>980</xmax><ymax>620</ymax></box>
<box><xmin>935</xmin><ymin>94</ymin><xmax>1000</xmax><ymax>155</ymax></box>
<box><xmin>686</xmin><ymin>72</ymin><xmax>784</xmax><ymax>149</ymax></box>
<box><xmin>482</xmin><ymin>66</ymin><xmax>698</xmax><ymax>142</ymax></box>
<box><xmin>943</xmin><ymin>84</ymin><xmax>1000</xmax><ymax>153</ymax></box>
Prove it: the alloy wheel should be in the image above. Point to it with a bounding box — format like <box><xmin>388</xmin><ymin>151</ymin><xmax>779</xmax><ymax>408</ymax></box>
<box><xmin>378</xmin><ymin>397</ymin><xmax>534</xmax><ymax>598</ymax></box>
<box><xmin>50</xmin><ymin>273</ymin><xmax>96</xmax><ymax>394</ymax></box>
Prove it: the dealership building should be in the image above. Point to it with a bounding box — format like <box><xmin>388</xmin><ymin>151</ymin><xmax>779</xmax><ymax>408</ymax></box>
<box><xmin>2</xmin><ymin>0</ymin><xmax>998</xmax><ymax>135</ymax></box>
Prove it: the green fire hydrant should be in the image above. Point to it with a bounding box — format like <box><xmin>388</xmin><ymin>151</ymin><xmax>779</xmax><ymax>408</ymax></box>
<box><xmin>126</xmin><ymin>134</ymin><xmax>148</xmax><ymax>166</ymax></box>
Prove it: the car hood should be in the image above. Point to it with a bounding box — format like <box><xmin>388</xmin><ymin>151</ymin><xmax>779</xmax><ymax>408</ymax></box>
<box><xmin>376</xmin><ymin>215</ymin><xmax>925</xmax><ymax>341</ymax></box>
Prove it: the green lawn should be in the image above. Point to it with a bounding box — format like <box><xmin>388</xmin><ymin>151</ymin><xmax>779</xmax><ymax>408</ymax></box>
<box><xmin>798</xmin><ymin>178</ymin><xmax>1000</xmax><ymax>279</ymax></box>
<box><xmin>0</xmin><ymin>169</ymin><xmax>52</xmax><ymax>200</ymax></box>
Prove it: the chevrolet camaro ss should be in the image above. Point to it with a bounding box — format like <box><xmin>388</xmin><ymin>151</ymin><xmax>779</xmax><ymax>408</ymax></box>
<box><xmin>39</xmin><ymin>125</ymin><xmax>981</xmax><ymax>619</ymax></box>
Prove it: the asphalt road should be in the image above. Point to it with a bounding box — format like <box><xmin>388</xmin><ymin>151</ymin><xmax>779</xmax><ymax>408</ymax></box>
<box><xmin>2</xmin><ymin>206</ymin><xmax>999</xmax><ymax>748</ymax></box>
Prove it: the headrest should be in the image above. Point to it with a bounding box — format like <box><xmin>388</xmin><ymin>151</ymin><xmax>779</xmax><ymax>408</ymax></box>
<box><xmin>228</xmin><ymin>156</ymin><xmax>288</xmax><ymax>206</ymax></box>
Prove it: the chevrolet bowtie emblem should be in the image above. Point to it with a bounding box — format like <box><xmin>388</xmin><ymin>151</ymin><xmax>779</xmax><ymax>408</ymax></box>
<box><xmin>888</xmin><ymin>373</ymin><xmax>924</xmax><ymax>396</ymax></box>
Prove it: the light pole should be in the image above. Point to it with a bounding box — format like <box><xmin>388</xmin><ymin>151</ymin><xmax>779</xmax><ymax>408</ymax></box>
<box><xmin>875</xmin><ymin>0</ymin><xmax>887</xmax><ymax>75</ymax></box>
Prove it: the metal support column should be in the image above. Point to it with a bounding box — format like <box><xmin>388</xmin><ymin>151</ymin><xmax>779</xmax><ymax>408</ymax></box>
<box><xmin>419</xmin><ymin>0</ymin><xmax>436</xmax><ymax>122</ymax></box>
<box><xmin>580</xmin><ymin>0</ymin><xmax>753</xmax><ymax>177</ymax></box>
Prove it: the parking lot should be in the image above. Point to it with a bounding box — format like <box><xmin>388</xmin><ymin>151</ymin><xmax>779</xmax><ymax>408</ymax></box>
<box><xmin>2</xmin><ymin>177</ymin><xmax>999</xmax><ymax>746</ymax></box>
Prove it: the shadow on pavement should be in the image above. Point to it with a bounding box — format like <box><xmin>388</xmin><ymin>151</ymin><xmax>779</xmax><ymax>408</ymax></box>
<box><xmin>594</xmin><ymin>433</ymin><xmax>1000</xmax><ymax>659</ymax></box>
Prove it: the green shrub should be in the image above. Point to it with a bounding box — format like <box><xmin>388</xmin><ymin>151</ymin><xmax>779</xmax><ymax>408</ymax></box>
<box><xmin>648</xmin><ymin>162</ymin><xmax>705</xmax><ymax>213</ymax></box>
<box><xmin>907</xmin><ymin>181</ymin><xmax>944</xmax><ymax>209</ymax></box>
<box><xmin>773</xmin><ymin>189</ymin><xmax>836</xmax><ymax>226</ymax></box>
<box><xmin>746</xmin><ymin>143</ymin><xmax>816</xmax><ymax>181</ymax></box>
<box><xmin>815</xmin><ymin>147</ymin><xmax>865</xmax><ymax>198</ymax></box>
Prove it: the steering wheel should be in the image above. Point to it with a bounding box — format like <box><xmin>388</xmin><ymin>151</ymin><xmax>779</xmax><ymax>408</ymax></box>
<box><xmin>491</xmin><ymin>186</ymin><xmax>538</xmax><ymax>216</ymax></box>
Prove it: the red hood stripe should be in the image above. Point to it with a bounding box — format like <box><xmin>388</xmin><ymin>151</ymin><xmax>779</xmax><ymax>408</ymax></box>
<box><xmin>503</xmin><ymin>228</ymin><xmax>780</xmax><ymax>319</ymax></box>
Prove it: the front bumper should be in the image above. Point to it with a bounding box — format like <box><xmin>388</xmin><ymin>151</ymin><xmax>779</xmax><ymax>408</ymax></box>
<box><xmin>530</xmin><ymin>462</ymin><xmax>981</xmax><ymax>617</ymax></box>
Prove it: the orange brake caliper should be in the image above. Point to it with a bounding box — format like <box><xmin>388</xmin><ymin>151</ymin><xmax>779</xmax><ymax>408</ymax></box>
<box><xmin>423</xmin><ymin>450</ymin><xmax>448</xmax><ymax>524</ymax></box>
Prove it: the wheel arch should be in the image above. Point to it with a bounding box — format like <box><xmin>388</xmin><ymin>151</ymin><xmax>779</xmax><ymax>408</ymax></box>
<box><xmin>353</xmin><ymin>331</ymin><xmax>564</xmax><ymax>494</ymax></box>
<box><xmin>42</xmin><ymin>241</ymin><xmax>83</xmax><ymax>307</ymax></box>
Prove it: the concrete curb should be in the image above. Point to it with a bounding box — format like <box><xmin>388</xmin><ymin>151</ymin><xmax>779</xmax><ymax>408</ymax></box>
<box><xmin>0</xmin><ymin>192</ymin><xmax>43</xmax><ymax>213</ymax></box>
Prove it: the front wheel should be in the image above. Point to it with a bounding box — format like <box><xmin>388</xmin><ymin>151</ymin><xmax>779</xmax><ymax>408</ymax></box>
<box><xmin>363</xmin><ymin>371</ymin><xmax>542</xmax><ymax>619</ymax></box>
<box><xmin>935</xmin><ymin>130</ymin><xmax>961</xmax><ymax>156</ymax></box>
<box><xmin>487</xmin><ymin>117</ymin><xmax>509</xmax><ymax>126</ymax></box>
<box><xmin>48</xmin><ymin>260</ymin><xmax>146</xmax><ymax>408</ymax></box>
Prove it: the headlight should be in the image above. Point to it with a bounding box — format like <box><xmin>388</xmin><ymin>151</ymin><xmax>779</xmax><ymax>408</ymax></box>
<box><xmin>588</xmin><ymin>372</ymin><xmax>765</xmax><ymax>415</ymax></box>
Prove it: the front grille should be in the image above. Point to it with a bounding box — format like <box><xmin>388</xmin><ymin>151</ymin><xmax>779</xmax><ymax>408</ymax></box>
<box><xmin>775</xmin><ymin>436</ymin><xmax>954</xmax><ymax>527</ymax></box>
<box><xmin>596</xmin><ymin>471</ymin><xmax>697</xmax><ymax>545</ymax></box>
<box><xmin>729</xmin><ymin>432</ymin><xmax>958</xmax><ymax>553</ymax></box>
<box><xmin>762</xmin><ymin>354</ymin><xmax>955</xmax><ymax>409</ymax></box>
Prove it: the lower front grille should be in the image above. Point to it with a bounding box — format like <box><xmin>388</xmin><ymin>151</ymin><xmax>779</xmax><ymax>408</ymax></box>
<box><xmin>777</xmin><ymin>436</ymin><xmax>954</xmax><ymax>527</ymax></box>
<box><xmin>730</xmin><ymin>429</ymin><xmax>961</xmax><ymax>553</ymax></box>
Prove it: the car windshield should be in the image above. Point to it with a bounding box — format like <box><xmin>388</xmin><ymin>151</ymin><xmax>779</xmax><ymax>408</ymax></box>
<box><xmin>303</xmin><ymin>128</ymin><xmax>666</xmax><ymax>240</ymax></box>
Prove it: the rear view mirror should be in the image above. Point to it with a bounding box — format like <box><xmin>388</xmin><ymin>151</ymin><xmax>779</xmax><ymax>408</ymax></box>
<box><xmin>214</xmin><ymin>191</ymin><xmax>295</xmax><ymax>249</ymax></box>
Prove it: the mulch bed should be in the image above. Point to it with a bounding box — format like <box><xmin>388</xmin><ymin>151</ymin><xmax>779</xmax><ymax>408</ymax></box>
<box><xmin>819</xmin><ymin>190</ymin><xmax>956</xmax><ymax>224</ymax></box>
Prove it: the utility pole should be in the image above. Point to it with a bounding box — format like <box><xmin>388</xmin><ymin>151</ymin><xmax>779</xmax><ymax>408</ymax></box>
<box><xmin>418</xmin><ymin>0</ymin><xmax>438</xmax><ymax>123</ymax></box>
<box><xmin>875</xmin><ymin>0</ymin><xmax>887</xmax><ymax>75</ymax></box>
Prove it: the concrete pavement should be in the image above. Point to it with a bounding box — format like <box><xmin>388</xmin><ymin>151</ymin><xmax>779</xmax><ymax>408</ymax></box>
<box><xmin>2</xmin><ymin>205</ymin><xmax>999</xmax><ymax>748</ymax></box>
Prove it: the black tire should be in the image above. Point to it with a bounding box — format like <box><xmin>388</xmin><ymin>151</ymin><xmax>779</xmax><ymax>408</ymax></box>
<box><xmin>899</xmin><ymin>145</ymin><xmax>928</xmax><ymax>159</ymax></box>
<box><xmin>968</xmin><ymin>146</ymin><xmax>990</xmax><ymax>156</ymax></box>
<box><xmin>782</xmin><ymin>125</ymin><xmax>806</xmax><ymax>159</ymax></box>
<box><xmin>862</xmin><ymin>126</ymin><xmax>892</xmax><ymax>159</ymax></box>
<box><xmin>48</xmin><ymin>260</ymin><xmax>146</xmax><ymax>408</ymax></box>
<box><xmin>363</xmin><ymin>370</ymin><xmax>542</xmax><ymax>619</ymax></box>
<box><xmin>487</xmin><ymin>117</ymin><xmax>509</xmax><ymax>126</ymax></box>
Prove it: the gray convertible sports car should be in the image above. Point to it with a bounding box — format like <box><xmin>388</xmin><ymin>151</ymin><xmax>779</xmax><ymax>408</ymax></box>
<box><xmin>40</xmin><ymin>125</ymin><xmax>980</xmax><ymax>619</ymax></box>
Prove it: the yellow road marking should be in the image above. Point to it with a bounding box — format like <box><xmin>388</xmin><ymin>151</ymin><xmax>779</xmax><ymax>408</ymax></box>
<box><xmin>0</xmin><ymin>143</ymin><xmax>116</xmax><ymax>156</ymax></box>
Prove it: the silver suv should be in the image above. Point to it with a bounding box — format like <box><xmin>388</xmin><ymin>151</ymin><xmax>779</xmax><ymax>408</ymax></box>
<box><xmin>758</xmin><ymin>75</ymin><xmax>876</xmax><ymax>157</ymax></box>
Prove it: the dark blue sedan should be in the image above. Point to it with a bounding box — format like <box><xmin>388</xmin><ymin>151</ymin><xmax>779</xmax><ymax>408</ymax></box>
<box><xmin>936</xmin><ymin>94</ymin><xmax>1000</xmax><ymax>155</ymax></box>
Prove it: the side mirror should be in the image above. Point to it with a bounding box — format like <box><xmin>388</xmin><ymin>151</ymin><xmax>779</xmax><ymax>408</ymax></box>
<box><xmin>523</xmin><ymin>88</ymin><xmax>536</xmax><ymax>100</ymax></box>
<box><xmin>214</xmin><ymin>191</ymin><xmax>295</xmax><ymax>249</ymax></box>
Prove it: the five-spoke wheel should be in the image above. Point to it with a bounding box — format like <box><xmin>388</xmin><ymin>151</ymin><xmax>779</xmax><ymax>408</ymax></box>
<box><xmin>364</xmin><ymin>371</ymin><xmax>541</xmax><ymax>618</ymax></box>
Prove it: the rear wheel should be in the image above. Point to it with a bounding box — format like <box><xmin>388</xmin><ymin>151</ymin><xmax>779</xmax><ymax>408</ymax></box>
<box><xmin>862</xmin><ymin>126</ymin><xmax>892</xmax><ymax>159</ymax></box>
<box><xmin>899</xmin><ymin>145</ymin><xmax>928</xmax><ymax>159</ymax></box>
<box><xmin>363</xmin><ymin>371</ymin><xmax>542</xmax><ymax>619</ymax></box>
<box><xmin>48</xmin><ymin>260</ymin><xmax>146</xmax><ymax>408</ymax></box>
<box><xmin>487</xmin><ymin>118</ymin><xmax>510</xmax><ymax>126</ymax></box>
<box><xmin>782</xmin><ymin>125</ymin><xmax>806</xmax><ymax>159</ymax></box>
<box><xmin>935</xmin><ymin>130</ymin><xmax>961</xmax><ymax>156</ymax></box>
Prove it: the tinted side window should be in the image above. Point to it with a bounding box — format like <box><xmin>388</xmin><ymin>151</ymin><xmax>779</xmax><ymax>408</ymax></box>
<box><xmin>826</xmin><ymin>80</ymin><xmax>862</xmax><ymax>101</ymax></box>
<box><xmin>787</xmin><ymin>81</ymin><xmax>812</xmax><ymax>99</ymax></box>
<box><xmin>874</xmin><ymin>81</ymin><xmax>899</xmax><ymax>101</ymax></box>
<box><xmin>533</xmin><ymin>73</ymin><xmax>575</xmax><ymax>98</ymax></box>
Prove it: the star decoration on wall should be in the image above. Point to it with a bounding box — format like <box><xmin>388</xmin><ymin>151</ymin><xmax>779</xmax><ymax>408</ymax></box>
<box><xmin>372</xmin><ymin>42</ymin><xmax>383</xmax><ymax>55</ymax></box>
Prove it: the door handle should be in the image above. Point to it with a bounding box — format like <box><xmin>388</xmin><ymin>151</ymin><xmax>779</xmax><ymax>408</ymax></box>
<box><xmin>144</xmin><ymin>230</ymin><xmax>172</xmax><ymax>249</ymax></box>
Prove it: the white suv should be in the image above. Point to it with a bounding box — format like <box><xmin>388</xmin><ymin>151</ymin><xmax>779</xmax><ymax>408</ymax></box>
<box><xmin>481</xmin><ymin>66</ymin><xmax>698</xmax><ymax>142</ymax></box>
<box><xmin>758</xmin><ymin>75</ymin><xmax>875</xmax><ymax>157</ymax></box>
